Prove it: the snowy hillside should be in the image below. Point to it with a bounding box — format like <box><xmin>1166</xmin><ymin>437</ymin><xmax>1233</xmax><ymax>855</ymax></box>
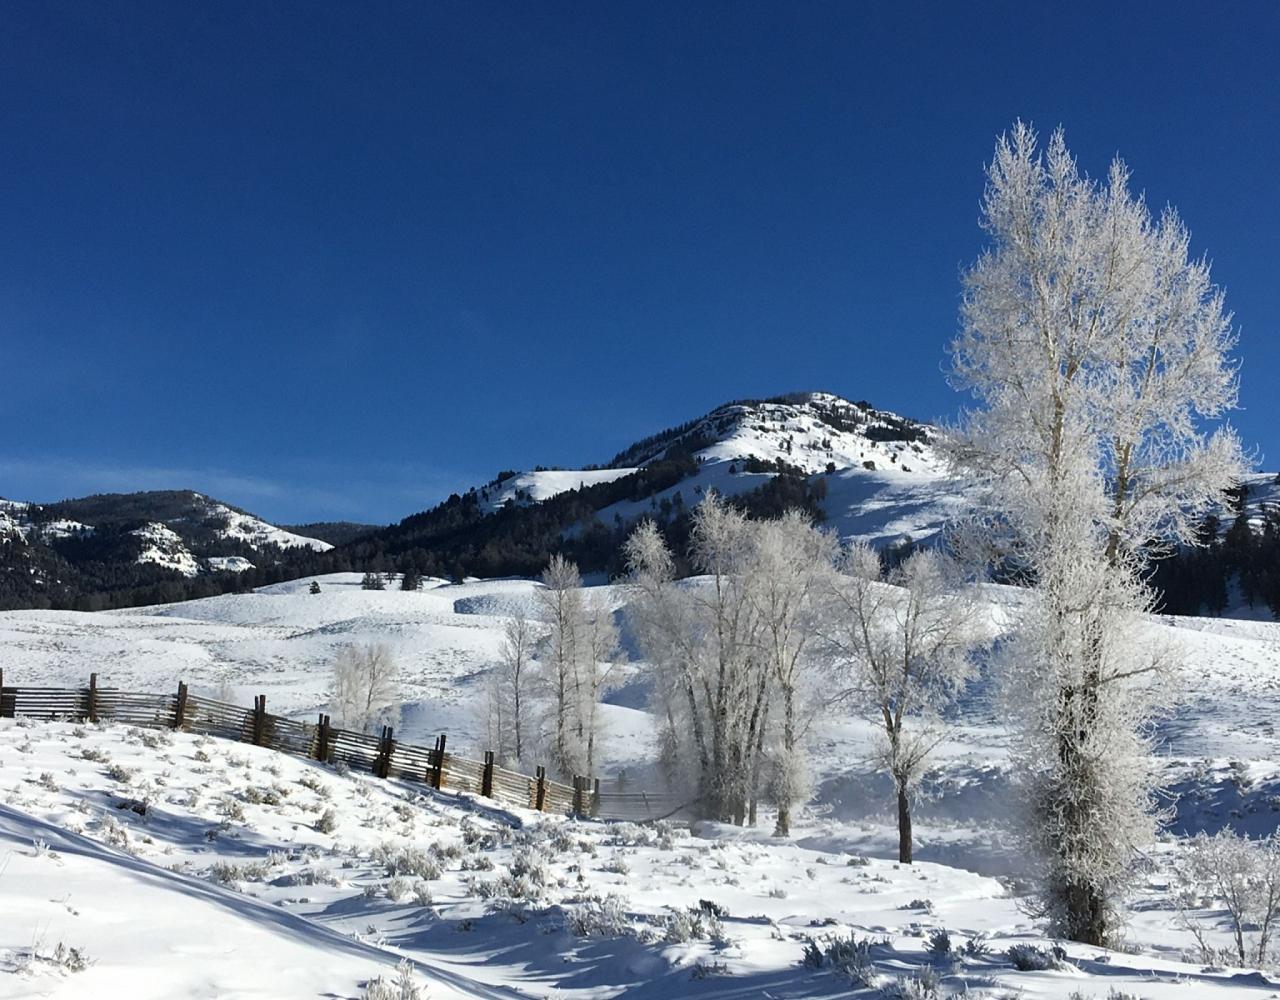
<box><xmin>130</xmin><ymin>522</ymin><xmax>202</xmax><ymax>577</ymax></box>
<box><xmin>458</xmin><ymin>392</ymin><xmax>957</xmax><ymax>552</ymax></box>
<box><xmin>477</xmin><ymin>468</ymin><xmax>639</xmax><ymax>514</ymax></box>
<box><xmin>3</xmin><ymin>573</ymin><xmax>1280</xmax><ymax>997</ymax></box>
<box><xmin>0</xmin><ymin>489</ymin><xmax>337</xmax><ymax>611</ymax></box>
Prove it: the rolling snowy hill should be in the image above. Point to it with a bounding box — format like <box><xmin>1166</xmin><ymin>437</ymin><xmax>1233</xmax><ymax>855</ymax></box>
<box><xmin>0</xmin><ymin>490</ymin><xmax>333</xmax><ymax>611</ymax></box>
<box><xmin>3</xmin><ymin>572</ymin><xmax>1280</xmax><ymax>997</ymax></box>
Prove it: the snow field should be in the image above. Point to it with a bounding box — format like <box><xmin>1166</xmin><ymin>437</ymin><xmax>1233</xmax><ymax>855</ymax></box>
<box><xmin>3</xmin><ymin>717</ymin><xmax>1275</xmax><ymax>998</ymax></box>
<box><xmin>3</xmin><ymin>574</ymin><xmax>1280</xmax><ymax>995</ymax></box>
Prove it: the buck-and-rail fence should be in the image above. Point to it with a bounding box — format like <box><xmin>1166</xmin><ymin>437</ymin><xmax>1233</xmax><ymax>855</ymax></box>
<box><xmin>0</xmin><ymin>670</ymin><xmax>683</xmax><ymax>822</ymax></box>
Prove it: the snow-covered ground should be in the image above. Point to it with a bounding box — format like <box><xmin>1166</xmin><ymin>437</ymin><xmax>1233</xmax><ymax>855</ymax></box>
<box><xmin>2</xmin><ymin>573</ymin><xmax>1280</xmax><ymax>996</ymax></box>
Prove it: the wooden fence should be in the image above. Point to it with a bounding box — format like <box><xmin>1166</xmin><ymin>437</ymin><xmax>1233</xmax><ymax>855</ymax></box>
<box><xmin>0</xmin><ymin>670</ymin><xmax>684</xmax><ymax>821</ymax></box>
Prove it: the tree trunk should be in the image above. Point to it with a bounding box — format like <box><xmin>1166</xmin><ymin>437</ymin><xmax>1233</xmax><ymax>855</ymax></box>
<box><xmin>896</xmin><ymin>782</ymin><xmax>912</xmax><ymax>864</ymax></box>
<box><xmin>1063</xmin><ymin>880</ymin><xmax>1108</xmax><ymax>947</ymax></box>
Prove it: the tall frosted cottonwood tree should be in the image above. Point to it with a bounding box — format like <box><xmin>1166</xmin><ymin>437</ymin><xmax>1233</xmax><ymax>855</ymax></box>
<box><xmin>626</xmin><ymin>496</ymin><xmax>770</xmax><ymax>824</ymax></box>
<box><xmin>950</xmin><ymin>122</ymin><xmax>1245</xmax><ymax>944</ymax></box>
<box><xmin>752</xmin><ymin>510</ymin><xmax>836</xmax><ymax>836</ymax></box>
<box><xmin>626</xmin><ymin>496</ymin><xmax>833</xmax><ymax>828</ymax></box>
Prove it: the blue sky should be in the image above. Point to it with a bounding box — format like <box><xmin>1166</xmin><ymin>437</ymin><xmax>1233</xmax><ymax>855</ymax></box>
<box><xmin>3</xmin><ymin>2</ymin><xmax>1277</xmax><ymax>524</ymax></box>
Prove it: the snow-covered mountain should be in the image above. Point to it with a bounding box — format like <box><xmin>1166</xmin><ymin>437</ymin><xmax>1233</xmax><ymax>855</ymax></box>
<box><xmin>0</xmin><ymin>490</ymin><xmax>334</xmax><ymax>609</ymax></box>
<box><xmin>462</xmin><ymin>391</ymin><xmax>958</xmax><ymax>552</ymax></box>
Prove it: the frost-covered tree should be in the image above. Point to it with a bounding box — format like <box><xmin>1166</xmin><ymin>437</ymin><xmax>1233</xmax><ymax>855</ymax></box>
<box><xmin>949</xmin><ymin>122</ymin><xmax>1246</xmax><ymax>944</ymax></box>
<box><xmin>487</xmin><ymin>615</ymin><xmax>537</xmax><ymax>763</ymax></box>
<box><xmin>331</xmin><ymin>642</ymin><xmax>400</xmax><ymax>733</ymax></box>
<box><xmin>751</xmin><ymin>510</ymin><xmax>836</xmax><ymax>836</ymax></box>
<box><xmin>824</xmin><ymin>543</ymin><xmax>978</xmax><ymax>863</ymax></box>
<box><xmin>1177</xmin><ymin>831</ymin><xmax>1280</xmax><ymax>969</ymax></box>
<box><xmin>576</xmin><ymin>591</ymin><xmax>621</xmax><ymax>774</ymax></box>
<box><xmin>534</xmin><ymin>556</ymin><xmax>618</xmax><ymax>777</ymax></box>
<box><xmin>626</xmin><ymin>496</ymin><xmax>775</xmax><ymax>824</ymax></box>
<box><xmin>537</xmin><ymin>554</ymin><xmax>583</xmax><ymax>775</ymax></box>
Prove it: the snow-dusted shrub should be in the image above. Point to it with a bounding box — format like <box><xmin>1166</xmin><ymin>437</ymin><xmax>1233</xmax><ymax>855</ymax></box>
<box><xmin>25</xmin><ymin>941</ymin><xmax>94</xmax><ymax>974</ymax></box>
<box><xmin>316</xmin><ymin>808</ymin><xmax>338</xmax><ymax>834</ymax></box>
<box><xmin>243</xmin><ymin>785</ymin><xmax>282</xmax><ymax>806</ymax></box>
<box><xmin>698</xmin><ymin>898</ymin><xmax>729</xmax><ymax>919</ymax></box>
<box><xmin>373</xmin><ymin>844</ymin><xmax>441</xmax><ymax>880</ymax></box>
<box><xmin>361</xmin><ymin>959</ymin><xmax>423</xmax><ymax>1000</ymax></box>
<box><xmin>479</xmin><ymin>849</ymin><xmax>551</xmax><ymax>909</ymax></box>
<box><xmin>802</xmin><ymin>933</ymin><xmax>890</xmax><ymax>987</ymax></box>
<box><xmin>601</xmin><ymin>854</ymin><xmax>630</xmax><ymax>876</ymax></box>
<box><xmin>690</xmin><ymin>960</ymin><xmax>728</xmax><ymax>979</ymax></box>
<box><xmin>567</xmin><ymin>894</ymin><xmax>630</xmax><ymax>938</ymax></box>
<box><xmin>461</xmin><ymin>856</ymin><xmax>494</xmax><ymax>872</ymax></box>
<box><xmin>925</xmin><ymin>928</ymin><xmax>952</xmax><ymax>958</ymax></box>
<box><xmin>210</xmin><ymin>860</ymin><xmax>271</xmax><ymax>885</ymax></box>
<box><xmin>194</xmin><ymin>748</ymin><xmax>212</xmax><ymax>762</ymax></box>
<box><xmin>1177</xmin><ymin>830</ymin><xmax>1280</xmax><ymax>968</ymax></box>
<box><xmin>412</xmin><ymin>881</ymin><xmax>434</xmax><ymax>907</ymax></box>
<box><xmin>460</xmin><ymin>820</ymin><xmax>498</xmax><ymax>851</ymax></box>
<box><xmin>663</xmin><ymin>905</ymin><xmax>727</xmax><ymax>946</ymax></box>
<box><xmin>1006</xmin><ymin>943</ymin><xmax>1063</xmax><ymax>972</ymax></box>
<box><xmin>105</xmin><ymin>763</ymin><xmax>137</xmax><ymax>784</ymax></box>
<box><xmin>289</xmin><ymin>866</ymin><xmax>341</xmax><ymax>887</ymax></box>
<box><xmin>385</xmin><ymin>876</ymin><xmax>414</xmax><ymax>902</ymax></box>
<box><xmin>218</xmin><ymin>797</ymin><xmax>246</xmax><ymax>821</ymax></box>
<box><xmin>37</xmin><ymin>771</ymin><xmax>58</xmax><ymax>792</ymax></box>
<box><xmin>31</xmin><ymin>838</ymin><xmax>56</xmax><ymax>859</ymax></box>
<box><xmin>97</xmin><ymin>814</ymin><xmax>130</xmax><ymax>850</ymax></box>
<box><xmin>961</xmin><ymin>931</ymin><xmax>989</xmax><ymax>958</ymax></box>
<box><xmin>883</xmin><ymin>966</ymin><xmax>941</xmax><ymax>1000</ymax></box>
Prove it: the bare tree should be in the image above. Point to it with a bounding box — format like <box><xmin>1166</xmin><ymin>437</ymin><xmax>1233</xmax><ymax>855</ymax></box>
<box><xmin>824</xmin><ymin>543</ymin><xmax>978</xmax><ymax>863</ymax></box>
<box><xmin>1177</xmin><ymin>831</ymin><xmax>1280</xmax><ymax>969</ymax></box>
<box><xmin>949</xmin><ymin>122</ymin><xmax>1245</xmax><ymax>944</ymax></box>
<box><xmin>576</xmin><ymin>592</ymin><xmax>620</xmax><ymax>775</ymax></box>
<box><xmin>533</xmin><ymin>556</ymin><xmax>618</xmax><ymax>777</ymax></box>
<box><xmin>331</xmin><ymin>642</ymin><xmax>400</xmax><ymax>733</ymax></box>
<box><xmin>536</xmin><ymin>554</ymin><xmax>584</xmax><ymax>775</ymax></box>
<box><xmin>626</xmin><ymin>495</ymin><xmax>772</xmax><ymax>824</ymax></box>
<box><xmin>486</xmin><ymin>615</ymin><xmax>539</xmax><ymax>764</ymax></box>
<box><xmin>751</xmin><ymin>510</ymin><xmax>836</xmax><ymax>836</ymax></box>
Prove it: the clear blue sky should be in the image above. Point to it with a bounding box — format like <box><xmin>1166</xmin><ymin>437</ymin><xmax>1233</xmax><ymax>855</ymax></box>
<box><xmin>3</xmin><ymin>2</ymin><xmax>1277</xmax><ymax>524</ymax></box>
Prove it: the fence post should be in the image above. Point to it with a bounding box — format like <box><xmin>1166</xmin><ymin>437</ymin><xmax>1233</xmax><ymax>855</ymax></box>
<box><xmin>592</xmin><ymin>777</ymin><xmax>601</xmax><ymax>818</ymax></box>
<box><xmin>572</xmin><ymin>776</ymin><xmax>585</xmax><ymax>816</ymax></box>
<box><xmin>316</xmin><ymin>713</ymin><xmax>330</xmax><ymax>761</ymax></box>
<box><xmin>87</xmin><ymin>672</ymin><xmax>98</xmax><ymax>724</ymax></box>
<box><xmin>252</xmin><ymin>694</ymin><xmax>266</xmax><ymax>746</ymax></box>
<box><xmin>375</xmin><ymin>725</ymin><xmax>394</xmax><ymax>778</ymax></box>
<box><xmin>534</xmin><ymin>765</ymin><xmax>547</xmax><ymax>812</ymax></box>
<box><xmin>431</xmin><ymin>734</ymin><xmax>447</xmax><ymax>789</ymax></box>
<box><xmin>481</xmin><ymin>751</ymin><xmax>495</xmax><ymax>798</ymax></box>
<box><xmin>173</xmin><ymin>681</ymin><xmax>188</xmax><ymax>729</ymax></box>
<box><xmin>0</xmin><ymin>668</ymin><xmax>6</xmax><ymax>719</ymax></box>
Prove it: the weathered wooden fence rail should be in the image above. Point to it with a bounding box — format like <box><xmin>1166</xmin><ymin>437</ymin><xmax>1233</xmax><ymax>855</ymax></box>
<box><xmin>0</xmin><ymin>670</ymin><xmax>679</xmax><ymax>821</ymax></box>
